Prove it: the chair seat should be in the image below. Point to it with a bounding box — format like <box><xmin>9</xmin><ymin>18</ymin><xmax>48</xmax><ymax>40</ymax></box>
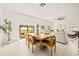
<box><xmin>28</xmin><ymin>39</ymin><xmax>40</xmax><ymax>45</ymax></box>
<box><xmin>42</xmin><ymin>42</ymin><xmax>55</xmax><ymax>47</ymax></box>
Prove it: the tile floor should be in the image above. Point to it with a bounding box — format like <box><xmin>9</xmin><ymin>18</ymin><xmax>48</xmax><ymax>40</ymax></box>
<box><xmin>0</xmin><ymin>38</ymin><xmax>78</xmax><ymax>56</ymax></box>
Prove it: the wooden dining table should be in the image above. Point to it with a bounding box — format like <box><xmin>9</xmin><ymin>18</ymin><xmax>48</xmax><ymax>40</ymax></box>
<box><xmin>27</xmin><ymin>33</ymin><xmax>56</xmax><ymax>55</ymax></box>
<box><xmin>27</xmin><ymin>33</ymin><xmax>51</xmax><ymax>40</ymax></box>
<box><xmin>27</xmin><ymin>33</ymin><xmax>53</xmax><ymax>49</ymax></box>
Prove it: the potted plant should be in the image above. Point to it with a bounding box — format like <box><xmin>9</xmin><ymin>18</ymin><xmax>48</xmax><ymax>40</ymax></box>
<box><xmin>0</xmin><ymin>19</ymin><xmax>12</xmax><ymax>41</ymax></box>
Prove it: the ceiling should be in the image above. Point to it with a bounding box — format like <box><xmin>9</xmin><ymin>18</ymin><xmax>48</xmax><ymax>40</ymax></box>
<box><xmin>0</xmin><ymin>3</ymin><xmax>79</xmax><ymax>22</ymax></box>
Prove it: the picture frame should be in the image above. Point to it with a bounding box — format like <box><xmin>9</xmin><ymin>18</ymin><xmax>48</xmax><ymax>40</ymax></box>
<box><xmin>19</xmin><ymin>25</ymin><xmax>28</xmax><ymax>38</ymax></box>
<box><xmin>19</xmin><ymin>25</ymin><xmax>35</xmax><ymax>38</ymax></box>
<box><xmin>28</xmin><ymin>25</ymin><xmax>34</xmax><ymax>33</ymax></box>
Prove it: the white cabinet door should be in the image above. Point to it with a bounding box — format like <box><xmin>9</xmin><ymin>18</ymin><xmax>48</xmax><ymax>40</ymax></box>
<box><xmin>55</xmin><ymin>32</ymin><xmax>67</xmax><ymax>44</ymax></box>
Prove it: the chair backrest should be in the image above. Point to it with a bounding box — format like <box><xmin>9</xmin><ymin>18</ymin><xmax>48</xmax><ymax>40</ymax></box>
<box><xmin>28</xmin><ymin>35</ymin><xmax>33</xmax><ymax>40</ymax></box>
<box><xmin>28</xmin><ymin>35</ymin><xmax>37</xmax><ymax>43</ymax></box>
<box><xmin>49</xmin><ymin>36</ymin><xmax>56</xmax><ymax>47</ymax></box>
<box><xmin>26</xmin><ymin>34</ymin><xmax>28</xmax><ymax>40</ymax></box>
<box><xmin>50</xmin><ymin>30</ymin><xmax>55</xmax><ymax>36</ymax></box>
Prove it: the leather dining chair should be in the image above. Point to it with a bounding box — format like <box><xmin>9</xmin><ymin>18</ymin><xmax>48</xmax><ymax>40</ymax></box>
<box><xmin>27</xmin><ymin>34</ymin><xmax>40</xmax><ymax>53</ymax></box>
<box><xmin>41</xmin><ymin>36</ymin><xmax>56</xmax><ymax>56</ymax></box>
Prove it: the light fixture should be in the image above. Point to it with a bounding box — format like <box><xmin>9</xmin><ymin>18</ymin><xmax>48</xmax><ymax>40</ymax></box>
<box><xmin>58</xmin><ymin>16</ymin><xmax>65</xmax><ymax>20</ymax></box>
<box><xmin>40</xmin><ymin>3</ymin><xmax>46</xmax><ymax>7</ymax></box>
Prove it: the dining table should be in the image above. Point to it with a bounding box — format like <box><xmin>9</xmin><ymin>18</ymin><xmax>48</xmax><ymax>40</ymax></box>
<box><xmin>27</xmin><ymin>33</ymin><xmax>51</xmax><ymax>41</ymax></box>
<box><xmin>27</xmin><ymin>33</ymin><xmax>54</xmax><ymax>49</ymax></box>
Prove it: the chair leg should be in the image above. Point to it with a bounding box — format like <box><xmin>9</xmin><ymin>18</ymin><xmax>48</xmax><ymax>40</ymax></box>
<box><xmin>26</xmin><ymin>40</ymin><xmax>27</xmax><ymax>45</ymax></box>
<box><xmin>48</xmin><ymin>47</ymin><xmax>52</xmax><ymax>56</ymax></box>
<box><xmin>54</xmin><ymin>43</ymin><xmax>56</xmax><ymax>54</ymax></box>
<box><xmin>28</xmin><ymin>42</ymin><xmax>30</xmax><ymax>49</ymax></box>
<box><xmin>50</xmin><ymin>47</ymin><xmax>52</xmax><ymax>56</ymax></box>
<box><xmin>41</xmin><ymin>44</ymin><xmax>44</xmax><ymax>50</ymax></box>
<box><xmin>48</xmin><ymin>47</ymin><xmax>50</xmax><ymax>56</ymax></box>
<box><xmin>26</xmin><ymin>41</ymin><xmax>27</xmax><ymax>45</ymax></box>
<box><xmin>32</xmin><ymin>44</ymin><xmax>34</xmax><ymax>53</ymax></box>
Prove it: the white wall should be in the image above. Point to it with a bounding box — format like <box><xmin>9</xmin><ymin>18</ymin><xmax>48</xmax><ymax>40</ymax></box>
<box><xmin>1</xmin><ymin>9</ymin><xmax>52</xmax><ymax>42</ymax></box>
<box><xmin>0</xmin><ymin>8</ymin><xmax>4</xmax><ymax>48</ymax></box>
<box><xmin>53</xmin><ymin>16</ymin><xmax>79</xmax><ymax>43</ymax></box>
<box><xmin>53</xmin><ymin>16</ymin><xmax>79</xmax><ymax>33</ymax></box>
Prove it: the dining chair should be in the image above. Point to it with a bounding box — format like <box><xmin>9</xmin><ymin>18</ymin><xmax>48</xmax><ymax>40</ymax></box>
<box><xmin>41</xmin><ymin>36</ymin><xmax>56</xmax><ymax>56</ymax></box>
<box><xmin>27</xmin><ymin>34</ymin><xmax>40</xmax><ymax>53</ymax></box>
<box><xmin>26</xmin><ymin>34</ymin><xmax>28</xmax><ymax>45</ymax></box>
